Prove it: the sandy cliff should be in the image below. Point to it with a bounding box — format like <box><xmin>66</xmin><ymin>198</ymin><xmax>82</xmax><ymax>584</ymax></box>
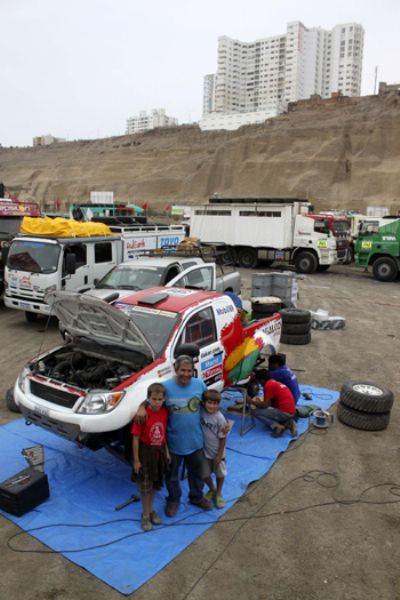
<box><xmin>1</xmin><ymin>92</ymin><xmax>400</xmax><ymax>213</ymax></box>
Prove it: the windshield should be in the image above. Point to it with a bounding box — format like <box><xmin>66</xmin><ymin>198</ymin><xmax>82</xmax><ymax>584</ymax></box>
<box><xmin>359</xmin><ymin>221</ymin><xmax>380</xmax><ymax>237</ymax></box>
<box><xmin>7</xmin><ymin>240</ymin><xmax>60</xmax><ymax>273</ymax></box>
<box><xmin>97</xmin><ymin>265</ymin><xmax>164</xmax><ymax>291</ymax></box>
<box><xmin>332</xmin><ymin>221</ymin><xmax>350</xmax><ymax>236</ymax></box>
<box><xmin>312</xmin><ymin>219</ymin><xmax>330</xmax><ymax>235</ymax></box>
<box><xmin>117</xmin><ymin>303</ymin><xmax>179</xmax><ymax>355</ymax></box>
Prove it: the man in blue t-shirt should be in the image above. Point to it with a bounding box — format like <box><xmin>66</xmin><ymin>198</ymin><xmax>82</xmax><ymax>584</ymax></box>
<box><xmin>134</xmin><ymin>355</ymin><xmax>213</xmax><ymax>517</ymax></box>
<box><xmin>163</xmin><ymin>355</ymin><xmax>212</xmax><ymax>517</ymax></box>
<box><xmin>268</xmin><ymin>354</ymin><xmax>300</xmax><ymax>404</ymax></box>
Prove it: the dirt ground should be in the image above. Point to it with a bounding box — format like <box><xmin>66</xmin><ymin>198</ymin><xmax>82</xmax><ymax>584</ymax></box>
<box><xmin>1</xmin><ymin>264</ymin><xmax>399</xmax><ymax>600</ymax></box>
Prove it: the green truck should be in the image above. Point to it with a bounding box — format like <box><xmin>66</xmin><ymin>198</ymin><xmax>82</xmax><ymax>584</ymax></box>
<box><xmin>355</xmin><ymin>217</ymin><xmax>400</xmax><ymax>281</ymax></box>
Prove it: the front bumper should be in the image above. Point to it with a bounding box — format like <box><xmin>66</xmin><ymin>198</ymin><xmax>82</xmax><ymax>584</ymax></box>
<box><xmin>4</xmin><ymin>295</ymin><xmax>50</xmax><ymax>315</ymax></box>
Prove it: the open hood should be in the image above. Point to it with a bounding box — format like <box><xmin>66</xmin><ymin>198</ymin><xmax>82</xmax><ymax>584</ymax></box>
<box><xmin>47</xmin><ymin>291</ymin><xmax>155</xmax><ymax>359</ymax></box>
<box><xmin>84</xmin><ymin>288</ymin><xmax>132</xmax><ymax>302</ymax></box>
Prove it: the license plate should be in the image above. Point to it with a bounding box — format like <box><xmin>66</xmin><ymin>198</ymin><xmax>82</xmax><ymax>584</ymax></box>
<box><xmin>20</xmin><ymin>302</ymin><xmax>31</xmax><ymax>309</ymax></box>
<box><xmin>34</xmin><ymin>405</ymin><xmax>49</xmax><ymax>417</ymax></box>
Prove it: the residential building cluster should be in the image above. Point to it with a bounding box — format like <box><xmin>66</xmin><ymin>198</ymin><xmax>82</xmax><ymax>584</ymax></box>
<box><xmin>126</xmin><ymin>109</ymin><xmax>178</xmax><ymax>135</ymax></box>
<box><xmin>33</xmin><ymin>134</ymin><xmax>66</xmax><ymax>146</ymax></box>
<box><xmin>200</xmin><ymin>20</ymin><xmax>364</xmax><ymax>131</ymax></box>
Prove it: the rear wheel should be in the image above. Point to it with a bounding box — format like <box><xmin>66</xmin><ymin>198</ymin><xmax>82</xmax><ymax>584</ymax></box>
<box><xmin>25</xmin><ymin>311</ymin><xmax>38</xmax><ymax>323</ymax></box>
<box><xmin>372</xmin><ymin>257</ymin><xmax>398</xmax><ymax>282</ymax></box>
<box><xmin>238</xmin><ymin>247</ymin><xmax>258</xmax><ymax>269</ymax></box>
<box><xmin>294</xmin><ymin>251</ymin><xmax>318</xmax><ymax>274</ymax></box>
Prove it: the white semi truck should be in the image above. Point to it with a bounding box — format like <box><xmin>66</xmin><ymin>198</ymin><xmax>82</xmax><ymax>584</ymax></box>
<box><xmin>190</xmin><ymin>197</ymin><xmax>339</xmax><ymax>273</ymax></box>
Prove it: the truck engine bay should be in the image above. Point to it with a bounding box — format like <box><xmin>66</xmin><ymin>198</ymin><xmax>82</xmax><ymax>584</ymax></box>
<box><xmin>29</xmin><ymin>345</ymin><xmax>150</xmax><ymax>391</ymax></box>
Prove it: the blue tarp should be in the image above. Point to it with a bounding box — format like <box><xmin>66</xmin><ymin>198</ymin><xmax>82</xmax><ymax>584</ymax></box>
<box><xmin>0</xmin><ymin>385</ymin><xmax>337</xmax><ymax>595</ymax></box>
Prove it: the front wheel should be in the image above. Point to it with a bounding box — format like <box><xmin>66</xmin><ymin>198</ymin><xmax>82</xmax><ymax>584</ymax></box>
<box><xmin>6</xmin><ymin>387</ymin><xmax>21</xmax><ymax>413</ymax></box>
<box><xmin>372</xmin><ymin>257</ymin><xmax>399</xmax><ymax>282</ymax></box>
<box><xmin>238</xmin><ymin>247</ymin><xmax>258</xmax><ymax>269</ymax></box>
<box><xmin>294</xmin><ymin>251</ymin><xmax>318</xmax><ymax>274</ymax></box>
<box><xmin>25</xmin><ymin>311</ymin><xmax>38</xmax><ymax>323</ymax></box>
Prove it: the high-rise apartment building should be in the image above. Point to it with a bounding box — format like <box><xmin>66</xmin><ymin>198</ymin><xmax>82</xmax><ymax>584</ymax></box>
<box><xmin>126</xmin><ymin>109</ymin><xmax>178</xmax><ymax>135</ymax></box>
<box><xmin>203</xmin><ymin>74</ymin><xmax>216</xmax><ymax>114</ymax></box>
<box><xmin>200</xmin><ymin>21</ymin><xmax>364</xmax><ymax>130</ymax></box>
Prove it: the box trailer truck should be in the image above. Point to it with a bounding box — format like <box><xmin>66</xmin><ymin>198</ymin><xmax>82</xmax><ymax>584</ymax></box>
<box><xmin>190</xmin><ymin>197</ymin><xmax>339</xmax><ymax>273</ymax></box>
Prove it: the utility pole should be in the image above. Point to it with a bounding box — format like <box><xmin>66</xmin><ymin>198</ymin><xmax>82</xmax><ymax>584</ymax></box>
<box><xmin>374</xmin><ymin>66</ymin><xmax>378</xmax><ymax>95</ymax></box>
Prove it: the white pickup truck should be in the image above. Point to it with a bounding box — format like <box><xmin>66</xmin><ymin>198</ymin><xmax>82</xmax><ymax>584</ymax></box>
<box><xmin>14</xmin><ymin>288</ymin><xmax>281</xmax><ymax>460</ymax></box>
<box><xmin>85</xmin><ymin>255</ymin><xmax>241</xmax><ymax>301</ymax></box>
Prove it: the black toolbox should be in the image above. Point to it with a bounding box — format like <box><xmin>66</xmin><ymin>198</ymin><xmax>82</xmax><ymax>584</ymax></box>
<box><xmin>0</xmin><ymin>467</ymin><xmax>50</xmax><ymax>516</ymax></box>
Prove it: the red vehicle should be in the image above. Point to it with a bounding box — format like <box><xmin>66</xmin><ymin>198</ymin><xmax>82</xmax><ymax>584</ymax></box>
<box><xmin>0</xmin><ymin>193</ymin><xmax>41</xmax><ymax>295</ymax></box>
<box><xmin>308</xmin><ymin>213</ymin><xmax>352</xmax><ymax>264</ymax></box>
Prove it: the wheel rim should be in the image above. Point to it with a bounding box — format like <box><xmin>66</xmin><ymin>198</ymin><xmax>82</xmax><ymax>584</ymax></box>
<box><xmin>300</xmin><ymin>258</ymin><xmax>310</xmax><ymax>270</ymax></box>
<box><xmin>352</xmin><ymin>384</ymin><xmax>383</xmax><ymax>396</ymax></box>
<box><xmin>378</xmin><ymin>264</ymin><xmax>391</xmax><ymax>277</ymax></box>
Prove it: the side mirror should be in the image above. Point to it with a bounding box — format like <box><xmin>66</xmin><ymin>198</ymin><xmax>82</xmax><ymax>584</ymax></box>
<box><xmin>174</xmin><ymin>343</ymin><xmax>200</xmax><ymax>359</ymax></box>
<box><xmin>94</xmin><ymin>278</ymin><xmax>99</xmax><ymax>286</ymax></box>
<box><xmin>1</xmin><ymin>245</ymin><xmax>9</xmax><ymax>266</ymax></box>
<box><xmin>65</xmin><ymin>253</ymin><xmax>76</xmax><ymax>275</ymax></box>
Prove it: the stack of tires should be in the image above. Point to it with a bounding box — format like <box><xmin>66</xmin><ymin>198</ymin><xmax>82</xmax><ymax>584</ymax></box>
<box><xmin>337</xmin><ymin>381</ymin><xmax>394</xmax><ymax>431</ymax></box>
<box><xmin>279</xmin><ymin>308</ymin><xmax>312</xmax><ymax>345</ymax></box>
<box><xmin>251</xmin><ymin>297</ymin><xmax>282</xmax><ymax>319</ymax></box>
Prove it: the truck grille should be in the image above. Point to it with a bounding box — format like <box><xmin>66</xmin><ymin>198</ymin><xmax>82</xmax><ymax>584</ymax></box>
<box><xmin>9</xmin><ymin>289</ymin><xmax>45</xmax><ymax>301</ymax></box>
<box><xmin>30</xmin><ymin>380</ymin><xmax>82</xmax><ymax>409</ymax></box>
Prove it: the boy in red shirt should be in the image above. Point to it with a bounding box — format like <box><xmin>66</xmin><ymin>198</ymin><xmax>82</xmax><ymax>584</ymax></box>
<box><xmin>131</xmin><ymin>383</ymin><xmax>170</xmax><ymax>531</ymax></box>
<box><xmin>248</xmin><ymin>373</ymin><xmax>297</xmax><ymax>438</ymax></box>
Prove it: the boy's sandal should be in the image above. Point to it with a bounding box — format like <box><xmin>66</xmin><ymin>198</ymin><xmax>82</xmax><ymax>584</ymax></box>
<box><xmin>150</xmin><ymin>511</ymin><xmax>161</xmax><ymax>525</ymax></box>
<box><xmin>215</xmin><ymin>495</ymin><xmax>225</xmax><ymax>509</ymax></box>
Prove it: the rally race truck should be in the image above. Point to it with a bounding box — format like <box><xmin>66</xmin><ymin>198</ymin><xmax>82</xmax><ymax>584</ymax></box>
<box><xmin>14</xmin><ymin>288</ymin><xmax>281</xmax><ymax>461</ymax></box>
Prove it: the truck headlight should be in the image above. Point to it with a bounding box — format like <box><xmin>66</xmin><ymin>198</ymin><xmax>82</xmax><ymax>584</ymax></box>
<box><xmin>17</xmin><ymin>366</ymin><xmax>31</xmax><ymax>393</ymax></box>
<box><xmin>77</xmin><ymin>390</ymin><xmax>125</xmax><ymax>414</ymax></box>
<box><xmin>44</xmin><ymin>285</ymin><xmax>57</xmax><ymax>294</ymax></box>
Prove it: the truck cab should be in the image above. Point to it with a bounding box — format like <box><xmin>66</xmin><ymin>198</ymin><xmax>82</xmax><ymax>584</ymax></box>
<box><xmin>307</xmin><ymin>213</ymin><xmax>352</xmax><ymax>264</ymax></box>
<box><xmin>4</xmin><ymin>235</ymin><xmax>121</xmax><ymax>320</ymax></box>
<box><xmin>355</xmin><ymin>218</ymin><xmax>400</xmax><ymax>281</ymax></box>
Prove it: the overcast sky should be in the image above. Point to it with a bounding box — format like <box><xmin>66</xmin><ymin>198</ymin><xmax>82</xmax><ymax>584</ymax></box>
<box><xmin>1</xmin><ymin>0</ymin><xmax>399</xmax><ymax>147</ymax></box>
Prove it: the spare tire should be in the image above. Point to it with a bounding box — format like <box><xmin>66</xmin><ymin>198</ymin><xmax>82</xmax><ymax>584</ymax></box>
<box><xmin>337</xmin><ymin>402</ymin><xmax>391</xmax><ymax>431</ymax></box>
<box><xmin>340</xmin><ymin>381</ymin><xmax>394</xmax><ymax>414</ymax></box>
<box><xmin>279</xmin><ymin>308</ymin><xmax>311</xmax><ymax>325</ymax></box>
<box><xmin>280</xmin><ymin>331</ymin><xmax>311</xmax><ymax>345</ymax></box>
<box><xmin>252</xmin><ymin>302</ymin><xmax>282</xmax><ymax>315</ymax></box>
<box><xmin>282</xmin><ymin>322</ymin><xmax>311</xmax><ymax>335</ymax></box>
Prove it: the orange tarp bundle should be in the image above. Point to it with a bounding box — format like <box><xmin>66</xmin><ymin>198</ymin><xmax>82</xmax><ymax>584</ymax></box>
<box><xmin>21</xmin><ymin>217</ymin><xmax>113</xmax><ymax>237</ymax></box>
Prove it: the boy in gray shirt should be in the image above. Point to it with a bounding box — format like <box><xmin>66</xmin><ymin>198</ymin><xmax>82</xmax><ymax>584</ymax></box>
<box><xmin>200</xmin><ymin>389</ymin><xmax>228</xmax><ymax>508</ymax></box>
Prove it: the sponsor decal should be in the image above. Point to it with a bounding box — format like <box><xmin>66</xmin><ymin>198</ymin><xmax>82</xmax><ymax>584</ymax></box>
<box><xmin>382</xmin><ymin>236</ymin><xmax>396</xmax><ymax>241</ymax></box>
<box><xmin>317</xmin><ymin>239</ymin><xmax>328</xmax><ymax>248</ymax></box>
<box><xmin>361</xmin><ymin>241</ymin><xmax>372</xmax><ymax>249</ymax></box>
<box><xmin>20</xmin><ymin>274</ymin><xmax>33</xmax><ymax>288</ymax></box>
<box><xmin>157</xmin><ymin>366</ymin><xmax>172</xmax><ymax>378</ymax></box>
<box><xmin>204</xmin><ymin>372</ymin><xmax>223</xmax><ymax>386</ymax></box>
<box><xmin>202</xmin><ymin>365</ymin><xmax>223</xmax><ymax>380</ymax></box>
<box><xmin>166</xmin><ymin>288</ymin><xmax>196</xmax><ymax>296</ymax></box>
<box><xmin>201</xmin><ymin>354</ymin><xmax>223</xmax><ymax>371</ymax></box>
<box><xmin>126</xmin><ymin>239</ymin><xmax>146</xmax><ymax>250</ymax></box>
<box><xmin>159</xmin><ymin>236</ymin><xmax>182</xmax><ymax>247</ymax></box>
<box><xmin>216</xmin><ymin>304</ymin><xmax>234</xmax><ymax>316</ymax></box>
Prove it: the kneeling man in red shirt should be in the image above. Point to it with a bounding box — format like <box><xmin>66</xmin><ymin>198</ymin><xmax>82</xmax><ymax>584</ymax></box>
<box><xmin>248</xmin><ymin>374</ymin><xmax>297</xmax><ymax>438</ymax></box>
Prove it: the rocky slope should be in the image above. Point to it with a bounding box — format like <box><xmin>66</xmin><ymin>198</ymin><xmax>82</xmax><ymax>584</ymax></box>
<box><xmin>1</xmin><ymin>92</ymin><xmax>400</xmax><ymax>214</ymax></box>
